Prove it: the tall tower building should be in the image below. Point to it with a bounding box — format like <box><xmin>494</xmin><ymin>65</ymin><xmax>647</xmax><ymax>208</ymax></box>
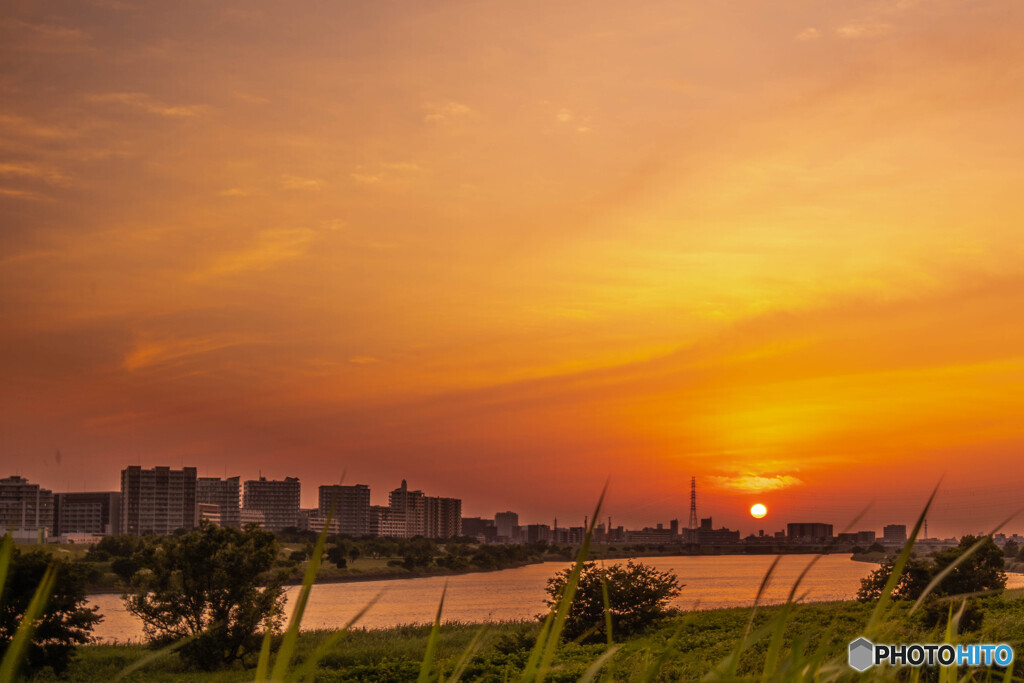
<box><xmin>389</xmin><ymin>480</ymin><xmax>426</xmax><ymax>538</ymax></box>
<box><xmin>54</xmin><ymin>491</ymin><xmax>120</xmax><ymax>536</ymax></box>
<box><xmin>318</xmin><ymin>484</ymin><xmax>371</xmax><ymax>535</ymax></box>
<box><xmin>688</xmin><ymin>476</ymin><xmax>698</xmax><ymax>530</ymax></box>
<box><xmin>120</xmin><ymin>466</ymin><xmax>198</xmax><ymax>536</ymax></box>
<box><xmin>495</xmin><ymin>511</ymin><xmax>519</xmax><ymax>542</ymax></box>
<box><xmin>243</xmin><ymin>477</ymin><xmax>300</xmax><ymax>531</ymax></box>
<box><xmin>0</xmin><ymin>475</ymin><xmax>54</xmax><ymax>541</ymax></box>
<box><xmin>424</xmin><ymin>496</ymin><xmax>462</xmax><ymax>539</ymax></box>
<box><xmin>197</xmin><ymin>476</ymin><xmax>241</xmax><ymax>527</ymax></box>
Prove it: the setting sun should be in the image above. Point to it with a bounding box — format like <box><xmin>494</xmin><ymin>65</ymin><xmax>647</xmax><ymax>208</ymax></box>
<box><xmin>750</xmin><ymin>504</ymin><xmax>767</xmax><ymax>519</ymax></box>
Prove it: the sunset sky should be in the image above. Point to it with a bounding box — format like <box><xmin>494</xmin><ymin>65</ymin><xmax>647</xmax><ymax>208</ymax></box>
<box><xmin>3</xmin><ymin>0</ymin><xmax>1024</xmax><ymax>536</ymax></box>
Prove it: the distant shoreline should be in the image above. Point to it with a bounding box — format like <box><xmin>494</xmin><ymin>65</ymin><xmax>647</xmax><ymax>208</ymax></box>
<box><xmin>86</xmin><ymin>550</ymin><xmax>879</xmax><ymax>597</ymax></box>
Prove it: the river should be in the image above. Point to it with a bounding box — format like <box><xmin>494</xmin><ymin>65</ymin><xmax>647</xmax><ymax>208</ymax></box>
<box><xmin>87</xmin><ymin>554</ymin><xmax>1024</xmax><ymax>643</ymax></box>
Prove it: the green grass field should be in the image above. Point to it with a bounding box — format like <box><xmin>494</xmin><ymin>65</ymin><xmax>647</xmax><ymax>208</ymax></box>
<box><xmin>21</xmin><ymin>595</ymin><xmax>1024</xmax><ymax>682</ymax></box>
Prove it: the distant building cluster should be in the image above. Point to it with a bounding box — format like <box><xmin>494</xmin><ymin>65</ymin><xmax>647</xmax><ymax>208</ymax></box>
<box><xmin>0</xmin><ymin>472</ymin><xmax>1009</xmax><ymax>552</ymax></box>
<box><xmin>0</xmin><ymin>470</ymin><xmax>461</xmax><ymax>542</ymax></box>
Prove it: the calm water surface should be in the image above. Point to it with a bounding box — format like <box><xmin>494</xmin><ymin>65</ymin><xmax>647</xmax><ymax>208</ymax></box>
<box><xmin>88</xmin><ymin>555</ymin><xmax>1024</xmax><ymax>643</ymax></box>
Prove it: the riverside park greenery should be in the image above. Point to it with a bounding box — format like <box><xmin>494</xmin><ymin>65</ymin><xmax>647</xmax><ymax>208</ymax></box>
<box><xmin>5</xmin><ymin>488</ymin><xmax>1024</xmax><ymax>681</ymax></box>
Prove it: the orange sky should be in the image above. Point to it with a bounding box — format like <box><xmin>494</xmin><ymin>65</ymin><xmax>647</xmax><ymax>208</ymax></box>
<box><xmin>3</xmin><ymin>0</ymin><xmax>1024</xmax><ymax>536</ymax></box>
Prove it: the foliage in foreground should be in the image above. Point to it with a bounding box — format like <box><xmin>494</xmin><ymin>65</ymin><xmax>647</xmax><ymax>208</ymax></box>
<box><xmin>0</xmin><ymin>540</ymin><xmax>101</xmax><ymax>676</ymax></box>
<box><xmin>123</xmin><ymin>521</ymin><xmax>285</xmax><ymax>669</ymax></box>
<box><xmin>11</xmin><ymin>482</ymin><xmax>1024</xmax><ymax>682</ymax></box>
<box><xmin>857</xmin><ymin>534</ymin><xmax>1007</xmax><ymax>631</ymax></box>
<box><xmin>544</xmin><ymin>560</ymin><xmax>681</xmax><ymax>643</ymax></box>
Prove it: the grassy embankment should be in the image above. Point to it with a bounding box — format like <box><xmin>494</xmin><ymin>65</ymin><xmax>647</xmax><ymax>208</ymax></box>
<box><xmin>29</xmin><ymin>590</ymin><xmax>1024</xmax><ymax>682</ymax></box>
<box><xmin>16</xmin><ymin>541</ymin><xmax>564</xmax><ymax>594</ymax></box>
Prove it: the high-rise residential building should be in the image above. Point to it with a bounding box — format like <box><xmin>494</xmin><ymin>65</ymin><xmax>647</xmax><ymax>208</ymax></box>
<box><xmin>318</xmin><ymin>484</ymin><xmax>371</xmax><ymax>536</ymax></box>
<box><xmin>883</xmin><ymin>524</ymin><xmax>908</xmax><ymax>545</ymax></box>
<box><xmin>120</xmin><ymin>466</ymin><xmax>198</xmax><ymax>536</ymax></box>
<box><xmin>495</xmin><ymin>511</ymin><xmax>518</xmax><ymax>542</ymax></box>
<box><xmin>526</xmin><ymin>523</ymin><xmax>552</xmax><ymax>543</ymax></box>
<box><xmin>197</xmin><ymin>502</ymin><xmax>222</xmax><ymax>525</ymax></box>
<box><xmin>461</xmin><ymin>517</ymin><xmax>496</xmax><ymax>543</ymax></box>
<box><xmin>787</xmin><ymin>522</ymin><xmax>834</xmax><ymax>542</ymax></box>
<box><xmin>300</xmin><ymin>508</ymin><xmax>341</xmax><ymax>534</ymax></box>
<box><xmin>239</xmin><ymin>507</ymin><xmax>265</xmax><ymax>527</ymax></box>
<box><xmin>369</xmin><ymin>505</ymin><xmax>407</xmax><ymax>538</ymax></box>
<box><xmin>243</xmin><ymin>476</ymin><xmax>300</xmax><ymax>531</ymax></box>
<box><xmin>197</xmin><ymin>476</ymin><xmax>241</xmax><ymax>527</ymax></box>
<box><xmin>54</xmin><ymin>491</ymin><xmax>120</xmax><ymax>537</ymax></box>
<box><xmin>424</xmin><ymin>496</ymin><xmax>462</xmax><ymax>539</ymax></box>
<box><xmin>0</xmin><ymin>476</ymin><xmax>54</xmax><ymax>541</ymax></box>
<box><xmin>856</xmin><ymin>530</ymin><xmax>877</xmax><ymax>544</ymax></box>
<box><xmin>389</xmin><ymin>480</ymin><xmax>426</xmax><ymax>538</ymax></box>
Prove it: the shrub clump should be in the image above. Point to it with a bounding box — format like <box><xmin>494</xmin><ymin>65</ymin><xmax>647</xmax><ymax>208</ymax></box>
<box><xmin>545</xmin><ymin>560</ymin><xmax>681</xmax><ymax>642</ymax></box>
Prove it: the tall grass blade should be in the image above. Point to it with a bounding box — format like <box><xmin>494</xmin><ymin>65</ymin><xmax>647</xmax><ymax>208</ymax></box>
<box><xmin>727</xmin><ymin>556</ymin><xmax>783</xmax><ymax>680</ymax></box>
<box><xmin>254</xmin><ymin>620</ymin><xmax>275</xmax><ymax>683</ymax></box>
<box><xmin>867</xmin><ymin>479</ymin><xmax>941</xmax><ymax>633</ymax></box>
<box><xmin>519</xmin><ymin>482</ymin><xmax>606</xmax><ymax>683</ymax></box>
<box><xmin>520</xmin><ymin>609</ymin><xmax>555</xmax><ymax>680</ymax></box>
<box><xmin>418</xmin><ymin>583</ymin><xmax>447</xmax><ymax>683</ymax></box>
<box><xmin>578</xmin><ymin>644</ymin><xmax>620</xmax><ymax>683</ymax></box>
<box><xmin>637</xmin><ymin>615</ymin><xmax>696</xmax><ymax>683</ymax></box>
<box><xmin>534</xmin><ymin>483</ymin><xmax>606</xmax><ymax>680</ymax></box>
<box><xmin>112</xmin><ymin>633</ymin><xmax>196</xmax><ymax>681</ymax></box>
<box><xmin>938</xmin><ymin>602</ymin><xmax>961</xmax><ymax>683</ymax></box>
<box><xmin>759</xmin><ymin>603</ymin><xmax>793</xmax><ymax>682</ymax></box>
<box><xmin>0</xmin><ymin>534</ymin><xmax>12</xmax><ymax>600</ymax></box>
<box><xmin>703</xmin><ymin>617</ymin><xmax>779</xmax><ymax>681</ymax></box>
<box><xmin>290</xmin><ymin>591</ymin><xmax>384</xmax><ymax>682</ymax></box>
<box><xmin>0</xmin><ymin>563</ymin><xmax>56</xmax><ymax>682</ymax></box>
<box><xmin>600</xmin><ymin>565</ymin><xmax>613</xmax><ymax>647</ymax></box>
<box><xmin>910</xmin><ymin>508</ymin><xmax>1023</xmax><ymax>615</ymax></box>
<box><xmin>269</xmin><ymin>509</ymin><xmax>333</xmax><ymax>681</ymax></box>
<box><xmin>447</xmin><ymin>624</ymin><xmax>488</xmax><ymax>683</ymax></box>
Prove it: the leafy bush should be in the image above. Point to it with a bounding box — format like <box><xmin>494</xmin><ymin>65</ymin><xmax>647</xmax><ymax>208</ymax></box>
<box><xmin>858</xmin><ymin>536</ymin><xmax>1006</xmax><ymax>604</ymax></box>
<box><xmin>545</xmin><ymin>560</ymin><xmax>681</xmax><ymax>642</ymax></box>
<box><xmin>87</xmin><ymin>535</ymin><xmax>139</xmax><ymax>561</ymax></box>
<box><xmin>856</xmin><ymin>555</ymin><xmax>931</xmax><ymax>602</ymax></box>
<box><xmin>0</xmin><ymin>549</ymin><xmax>101</xmax><ymax>674</ymax></box>
<box><xmin>325</xmin><ymin>544</ymin><xmax>348</xmax><ymax>568</ymax></box>
<box><xmin>123</xmin><ymin>521</ymin><xmax>285</xmax><ymax>669</ymax></box>
<box><xmin>110</xmin><ymin>556</ymin><xmax>139</xmax><ymax>583</ymax></box>
<box><xmin>857</xmin><ymin>535</ymin><xmax>1005</xmax><ymax>632</ymax></box>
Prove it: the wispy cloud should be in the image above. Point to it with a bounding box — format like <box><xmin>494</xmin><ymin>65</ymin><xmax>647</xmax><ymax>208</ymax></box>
<box><xmin>351</xmin><ymin>162</ymin><xmax>423</xmax><ymax>185</ymax></box>
<box><xmin>0</xmin><ymin>162</ymin><xmax>69</xmax><ymax>185</ymax></box>
<box><xmin>85</xmin><ymin>92</ymin><xmax>206</xmax><ymax>117</ymax></box>
<box><xmin>190</xmin><ymin>227</ymin><xmax>316</xmax><ymax>280</ymax></box>
<box><xmin>423</xmin><ymin>100</ymin><xmax>472</xmax><ymax>122</ymax></box>
<box><xmin>0</xmin><ymin>113</ymin><xmax>78</xmax><ymax>140</ymax></box>
<box><xmin>796</xmin><ymin>27</ymin><xmax>821</xmax><ymax>42</ymax></box>
<box><xmin>836</xmin><ymin>21</ymin><xmax>891</xmax><ymax>39</ymax></box>
<box><xmin>232</xmin><ymin>91</ymin><xmax>270</xmax><ymax>104</ymax></box>
<box><xmin>708</xmin><ymin>474</ymin><xmax>804</xmax><ymax>492</ymax></box>
<box><xmin>123</xmin><ymin>334</ymin><xmax>256</xmax><ymax>371</ymax></box>
<box><xmin>0</xmin><ymin>187</ymin><xmax>47</xmax><ymax>200</ymax></box>
<box><xmin>280</xmin><ymin>174</ymin><xmax>322</xmax><ymax>190</ymax></box>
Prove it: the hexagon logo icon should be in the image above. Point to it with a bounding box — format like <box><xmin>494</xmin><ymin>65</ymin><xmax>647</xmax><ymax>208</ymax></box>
<box><xmin>848</xmin><ymin>637</ymin><xmax>875</xmax><ymax>672</ymax></box>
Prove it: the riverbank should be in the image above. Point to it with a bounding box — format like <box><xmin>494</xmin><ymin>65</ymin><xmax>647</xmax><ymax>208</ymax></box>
<box><xmin>78</xmin><ymin>545</ymin><xmax>863</xmax><ymax>595</ymax></box>
<box><xmin>34</xmin><ymin>592</ymin><xmax>1024</xmax><ymax>681</ymax></box>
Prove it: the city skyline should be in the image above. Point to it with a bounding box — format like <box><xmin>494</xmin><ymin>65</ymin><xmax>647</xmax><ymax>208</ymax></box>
<box><xmin>1</xmin><ymin>468</ymin><xmax>1014</xmax><ymax>542</ymax></box>
<box><xmin>4</xmin><ymin>1</ymin><xmax>1024</xmax><ymax>540</ymax></box>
